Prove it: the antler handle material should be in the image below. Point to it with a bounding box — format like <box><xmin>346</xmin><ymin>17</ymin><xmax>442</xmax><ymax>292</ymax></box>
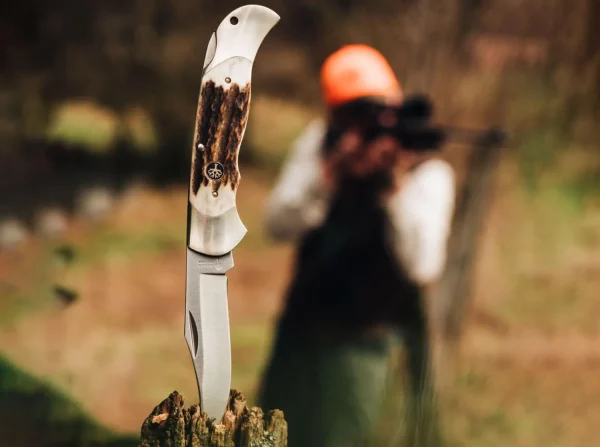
<box><xmin>190</xmin><ymin>63</ymin><xmax>251</xmax><ymax>212</ymax></box>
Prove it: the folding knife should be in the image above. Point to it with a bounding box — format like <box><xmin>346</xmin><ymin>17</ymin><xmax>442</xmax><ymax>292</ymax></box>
<box><xmin>184</xmin><ymin>4</ymin><xmax>279</xmax><ymax>422</ymax></box>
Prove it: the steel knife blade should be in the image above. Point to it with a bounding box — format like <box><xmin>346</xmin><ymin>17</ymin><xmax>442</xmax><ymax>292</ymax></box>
<box><xmin>184</xmin><ymin>5</ymin><xmax>279</xmax><ymax>423</ymax></box>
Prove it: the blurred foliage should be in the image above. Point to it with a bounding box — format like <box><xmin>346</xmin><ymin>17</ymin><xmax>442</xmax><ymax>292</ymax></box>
<box><xmin>121</xmin><ymin>107</ymin><xmax>159</xmax><ymax>154</ymax></box>
<box><xmin>0</xmin><ymin>353</ymin><xmax>137</xmax><ymax>447</ymax></box>
<box><xmin>1</xmin><ymin>0</ymin><xmax>599</xmax><ymax>160</ymax></box>
<box><xmin>45</xmin><ymin>101</ymin><xmax>159</xmax><ymax>154</ymax></box>
<box><xmin>47</xmin><ymin>101</ymin><xmax>120</xmax><ymax>153</ymax></box>
<box><xmin>246</xmin><ymin>96</ymin><xmax>316</xmax><ymax>171</ymax></box>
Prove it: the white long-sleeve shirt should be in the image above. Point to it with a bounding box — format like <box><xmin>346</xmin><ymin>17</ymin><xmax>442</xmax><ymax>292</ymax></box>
<box><xmin>264</xmin><ymin>119</ymin><xmax>456</xmax><ymax>285</ymax></box>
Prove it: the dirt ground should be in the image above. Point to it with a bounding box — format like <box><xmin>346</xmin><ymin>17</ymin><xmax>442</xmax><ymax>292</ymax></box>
<box><xmin>1</xmin><ymin>167</ymin><xmax>599</xmax><ymax>446</ymax></box>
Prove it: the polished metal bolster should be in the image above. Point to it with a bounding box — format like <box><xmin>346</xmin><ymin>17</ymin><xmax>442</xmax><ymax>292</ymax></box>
<box><xmin>188</xmin><ymin>205</ymin><xmax>248</xmax><ymax>257</ymax></box>
<box><xmin>188</xmin><ymin>249</ymin><xmax>235</xmax><ymax>274</ymax></box>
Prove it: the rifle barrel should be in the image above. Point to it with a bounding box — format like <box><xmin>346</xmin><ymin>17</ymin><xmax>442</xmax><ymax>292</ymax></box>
<box><xmin>442</xmin><ymin>126</ymin><xmax>507</xmax><ymax>147</ymax></box>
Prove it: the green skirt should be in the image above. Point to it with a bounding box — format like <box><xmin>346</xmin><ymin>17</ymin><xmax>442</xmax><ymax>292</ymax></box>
<box><xmin>258</xmin><ymin>325</ymin><xmax>398</xmax><ymax>447</ymax></box>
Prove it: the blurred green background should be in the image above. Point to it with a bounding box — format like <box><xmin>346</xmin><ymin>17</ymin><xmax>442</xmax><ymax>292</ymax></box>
<box><xmin>0</xmin><ymin>0</ymin><xmax>599</xmax><ymax>446</ymax></box>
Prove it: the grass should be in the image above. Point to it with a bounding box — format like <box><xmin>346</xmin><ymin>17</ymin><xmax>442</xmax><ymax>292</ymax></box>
<box><xmin>476</xmin><ymin>134</ymin><xmax>600</xmax><ymax>334</ymax></box>
<box><xmin>230</xmin><ymin>322</ymin><xmax>275</xmax><ymax>405</ymax></box>
<box><xmin>371</xmin><ymin>350</ymin><xmax>600</xmax><ymax>447</ymax></box>
<box><xmin>0</xmin><ymin>353</ymin><xmax>137</xmax><ymax>447</ymax></box>
<box><xmin>439</xmin><ymin>359</ymin><xmax>600</xmax><ymax>447</ymax></box>
<box><xmin>0</xmin><ymin>241</ymin><xmax>63</xmax><ymax>328</ymax></box>
<box><xmin>75</xmin><ymin>227</ymin><xmax>184</xmax><ymax>267</ymax></box>
<box><xmin>0</xmin><ymin>281</ymin><xmax>54</xmax><ymax>328</ymax></box>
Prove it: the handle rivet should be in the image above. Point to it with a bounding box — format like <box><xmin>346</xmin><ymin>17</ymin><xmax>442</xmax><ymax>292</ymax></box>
<box><xmin>197</xmin><ymin>143</ymin><xmax>205</xmax><ymax>151</ymax></box>
<box><xmin>212</xmin><ymin>191</ymin><xmax>218</xmax><ymax>197</ymax></box>
<box><xmin>225</xmin><ymin>77</ymin><xmax>231</xmax><ymax>84</ymax></box>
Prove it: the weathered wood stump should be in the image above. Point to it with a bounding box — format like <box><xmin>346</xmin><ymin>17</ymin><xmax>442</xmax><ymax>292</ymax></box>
<box><xmin>138</xmin><ymin>390</ymin><xmax>287</xmax><ymax>447</ymax></box>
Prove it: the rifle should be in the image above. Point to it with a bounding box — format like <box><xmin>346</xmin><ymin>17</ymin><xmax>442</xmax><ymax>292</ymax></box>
<box><xmin>325</xmin><ymin>94</ymin><xmax>507</xmax><ymax>153</ymax></box>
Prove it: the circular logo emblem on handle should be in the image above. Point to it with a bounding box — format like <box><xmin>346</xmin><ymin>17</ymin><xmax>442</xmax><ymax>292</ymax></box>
<box><xmin>206</xmin><ymin>162</ymin><xmax>224</xmax><ymax>181</ymax></box>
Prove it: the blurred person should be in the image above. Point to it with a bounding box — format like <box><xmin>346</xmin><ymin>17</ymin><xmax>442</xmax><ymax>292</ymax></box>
<box><xmin>257</xmin><ymin>44</ymin><xmax>456</xmax><ymax>447</ymax></box>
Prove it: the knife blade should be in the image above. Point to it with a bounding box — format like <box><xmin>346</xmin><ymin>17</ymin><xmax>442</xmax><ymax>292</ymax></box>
<box><xmin>184</xmin><ymin>5</ymin><xmax>279</xmax><ymax>422</ymax></box>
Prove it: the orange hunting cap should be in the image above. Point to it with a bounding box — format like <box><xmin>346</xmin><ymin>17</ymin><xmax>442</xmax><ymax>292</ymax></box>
<box><xmin>320</xmin><ymin>44</ymin><xmax>402</xmax><ymax>107</ymax></box>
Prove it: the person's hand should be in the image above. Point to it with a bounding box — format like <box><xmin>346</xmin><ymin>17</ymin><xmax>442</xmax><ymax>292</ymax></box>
<box><xmin>321</xmin><ymin>131</ymin><xmax>400</xmax><ymax>190</ymax></box>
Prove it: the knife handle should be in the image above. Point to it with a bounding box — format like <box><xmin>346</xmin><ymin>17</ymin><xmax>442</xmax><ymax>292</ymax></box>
<box><xmin>188</xmin><ymin>5</ymin><xmax>279</xmax><ymax>220</ymax></box>
<box><xmin>187</xmin><ymin>5</ymin><xmax>279</xmax><ymax>256</ymax></box>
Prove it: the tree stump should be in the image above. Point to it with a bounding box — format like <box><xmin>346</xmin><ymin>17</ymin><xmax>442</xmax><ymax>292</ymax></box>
<box><xmin>138</xmin><ymin>390</ymin><xmax>287</xmax><ymax>447</ymax></box>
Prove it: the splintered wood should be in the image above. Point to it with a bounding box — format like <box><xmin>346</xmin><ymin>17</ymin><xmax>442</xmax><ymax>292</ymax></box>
<box><xmin>138</xmin><ymin>390</ymin><xmax>287</xmax><ymax>447</ymax></box>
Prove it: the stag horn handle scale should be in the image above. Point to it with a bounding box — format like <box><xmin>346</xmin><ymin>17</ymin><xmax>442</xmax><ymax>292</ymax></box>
<box><xmin>184</xmin><ymin>5</ymin><xmax>279</xmax><ymax>423</ymax></box>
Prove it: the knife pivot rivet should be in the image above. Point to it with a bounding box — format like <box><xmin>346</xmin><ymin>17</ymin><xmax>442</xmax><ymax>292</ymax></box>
<box><xmin>197</xmin><ymin>143</ymin><xmax>205</xmax><ymax>151</ymax></box>
<box><xmin>212</xmin><ymin>191</ymin><xmax>218</xmax><ymax>197</ymax></box>
<box><xmin>225</xmin><ymin>77</ymin><xmax>232</xmax><ymax>84</ymax></box>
